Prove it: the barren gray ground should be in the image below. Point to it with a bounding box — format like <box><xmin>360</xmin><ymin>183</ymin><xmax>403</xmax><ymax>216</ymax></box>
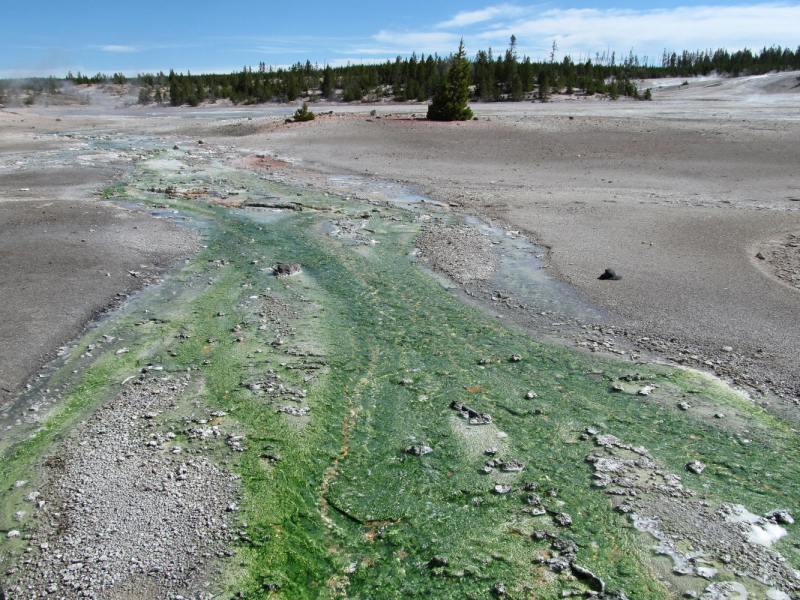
<box><xmin>3</xmin><ymin>72</ymin><xmax>800</xmax><ymax>414</ymax></box>
<box><xmin>0</xmin><ymin>111</ymin><xmax>197</xmax><ymax>405</ymax></box>
<box><xmin>223</xmin><ymin>75</ymin><xmax>800</xmax><ymax>406</ymax></box>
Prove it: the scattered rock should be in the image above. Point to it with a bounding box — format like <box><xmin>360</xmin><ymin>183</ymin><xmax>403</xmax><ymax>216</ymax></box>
<box><xmin>273</xmin><ymin>262</ymin><xmax>302</xmax><ymax>277</ymax></box>
<box><xmin>570</xmin><ymin>563</ymin><xmax>606</xmax><ymax>593</ymax></box>
<box><xmin>525</xmin><ymin>391</ymin><xmax>537</xmax><ymax>399</ymax></box>
<box><xmin>586</xmin><ymin>430</ymin><xmax>800</xmax><ymax>592</ymax></box>
<box><xmin>686</xmin><ymin>459</ymin><xmax>706</xmax><ymax>474</ymax></box>
<box><xmin>509</xmin><ymin>354</ymin><xmax>522</xmax><ymax>362</ymax></box>
<box><xmin>449</xmin><ymin>400</ymin><xmax>492</xmax><ymax>424</ymax></box>
<box><xmin>598</xmin><ymin>268</ymin><xmax>621</xmax><ymax>280</ymax></box>
<box><xmin>500</xmin><ymin>459</ymin><xmax>525</xmax><ymax>472</ymax></box>
<box><xmin>554</xmin><ymin>512</ymin><xmax>573</xmax><ymax>527</ymax></box>
<box><xmin>469</xmin><ymin>414</ymin><xmax>493</xmax><ymax>425</ymax></box>
<box><xmin>405</xmin><ymin>445</ymin><xmax>433</xmax><ymax>456</ymax></box>
<box><xmin>526</xmin><ymin>493</ymin><xmax>541</xmax><ymax>506</ymax></box>
<box><xmin>494</xmin><ymin>484</ymin><xmax>512</xmax><ymax>494</ymax></box>
<box><xmin>415</xmin><ymin>223</ymin><xmax>499</xmax><ymax>284</ymax></box>
<box><xmin>5</xmin><ymin>377</ymin><xmax>239</xmax><ymax>598</ymax></box>
<box><xmin>279</xmin><ymin>406</ymin><xmax>310</xmax><ymax>416</ymax></box>
<box><xmin>494</xmin><ymin>582</ymin><xmax>507</xmax><ymax>595</ymax></box>
<box><xmin>765</xmin><ymin>509</ymin><xmax>795</xmax><ymax>524</ymax></box>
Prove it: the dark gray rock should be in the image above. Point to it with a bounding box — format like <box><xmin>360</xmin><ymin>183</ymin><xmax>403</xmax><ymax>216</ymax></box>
<box><xmin>405</xmin><ymin>445</ymin><xmax>433</xmax><ymax>456</ymax></box>
<box><xmin>500</xmin><ymin>459</ymin><xmax>525</xmax><ymax>472</ymax></box>
<box><xmin>598</xmin><ymin>268</ymin><xmax>621</xmax><ymax>280</ymax></box>
<box><xmin>469</xmin><ymin>414</ymin><xmax>493</xmax><ymax>425</ymax></box>
<box><xmin>428</xmin><ymin>556</ymin><xmax>448</xmax><ymax>567</ymax></box>
<box><xmin>765</xmin><ymin>509</ymin><xmax>795</xmax><ymax>524</ymax></box>
<box><xmin>571</xmin><ymin>563</ymin><xmax>606</xmax><ymax>593</ymax></box>
<box><xmin>685</xmin><ymin>459</ymin><xmax>706</xmax><ymax>474</ymax></box>
<box><xmin>554</xmin><ymin>512</ymin><xmax>573</xmax><ymax>527</ymax></box>
<box><xmin>273</xmin><ymin>263</ymin><xmax>302</xmax><ymax>277</ymax></box>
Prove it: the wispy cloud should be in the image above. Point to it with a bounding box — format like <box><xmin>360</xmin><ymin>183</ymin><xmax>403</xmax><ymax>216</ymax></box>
<box><xmin>436</xmin><ymin>4</ymin><xmax>531</xmax><ymax>28</ymax></box>
<box><xmin>368</xmin><ymin>30</ymin><xmax>461</xmax><ymax>54</ymax></box>
<box><xmin>484</xmin><ymin>4</ymin><xmax>800</xmax><ymax>59</ymax></box>
<box><xmin>372</xmin><ymin>2</ymin><xmax>800</xmax><ymax>62</ymax></box>
<box><xmin>102</xmin><ymin>45</ymin><xmax>138</xmax><ymax>53</ymax></box>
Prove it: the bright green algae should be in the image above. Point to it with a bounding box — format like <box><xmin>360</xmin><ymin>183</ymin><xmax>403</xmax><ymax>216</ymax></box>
<box><xmin>1</xmin><ymin>144</ymin><xmax>798</xmax><ymax>599</ymax></box>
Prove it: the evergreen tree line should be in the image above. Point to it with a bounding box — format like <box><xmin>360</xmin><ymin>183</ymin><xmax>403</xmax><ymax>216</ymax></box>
<box><xmin>66</xmin><ymin>71</ymin><xmax>128</xmax><ymax>85</ymax></box>
<box><xmin>150</xmin><ymin>41</ymin><xmax>800</xmax><ymax>106</ymax></box>
<box><xmin>5</xmin><ymin>41</ymin><xmax>797</xmax><ymax>108</ymax></box>
<box><xmin>658</xmin><ymin>46</ymin><xmax>800</xmax><ymax>76</ymax></box>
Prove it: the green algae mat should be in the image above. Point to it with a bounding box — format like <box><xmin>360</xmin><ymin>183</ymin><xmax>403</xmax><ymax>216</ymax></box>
<box><xmin>1</xmin><ymin>140</ymin><xmax>798</xmax><ymax>600</ymax></box>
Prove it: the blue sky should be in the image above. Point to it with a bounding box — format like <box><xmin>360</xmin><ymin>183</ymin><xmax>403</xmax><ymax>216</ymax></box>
<box><xmin>2</xmin><ymin>0</ymin><xmax>799</xmax><ymax>77</ymax></box>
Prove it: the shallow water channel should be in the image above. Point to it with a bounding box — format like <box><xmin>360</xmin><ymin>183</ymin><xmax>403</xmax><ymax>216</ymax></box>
<box><xmin>0</xmin><ymin>133</ymin><xmax>798</xmax><ymax>600</ymax></box>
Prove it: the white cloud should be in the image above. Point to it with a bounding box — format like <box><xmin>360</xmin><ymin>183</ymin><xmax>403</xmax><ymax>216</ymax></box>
<box><xmin>484</xmin><ymin>4</ymin><xmax>800</xmax><ymax>60</ymax></box>
<box><xmin>369</xmin><ymin>30</ymin><xmax>461</xmax><ymax>54</ymax></box>
<box><xmin>372</xmin><ymin>2</ymin><xmax>800</xmax><ymax>62</ymax></box>
<box><xmin>323</xmin><ymin>57</ymin><xmax>397</xmax><ymax>67</ymax></box>
<box><xmin>436</xmin><ymin>4</ymin><xmax>530</xmax><ymax>28</ymax></box>
<box><xmin>102</xmin><ymin>45</ymin><xmax>137</xmax><ymax>53</ymax></box>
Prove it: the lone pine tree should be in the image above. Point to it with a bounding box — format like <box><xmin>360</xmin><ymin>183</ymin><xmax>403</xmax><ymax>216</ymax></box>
<box><xmin>427</xmin><ymin>39</ymin><xmax>473</xmax><ymax>121</ymax></box>
<box><xmin>293</xmin><ymin>102</ymin><xmax>315</xmax><ymax>122</ymax></box>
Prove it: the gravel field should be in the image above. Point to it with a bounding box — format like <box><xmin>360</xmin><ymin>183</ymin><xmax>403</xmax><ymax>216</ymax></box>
<box><xmin>414</xmin><ymin>222</ymin><xmax>498</xmax><ymax>284</ymax></box>
<box><xmin>5</xmin><ymin>376</ymin><xmax>240</xmax><ymax>600</ymax></box>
